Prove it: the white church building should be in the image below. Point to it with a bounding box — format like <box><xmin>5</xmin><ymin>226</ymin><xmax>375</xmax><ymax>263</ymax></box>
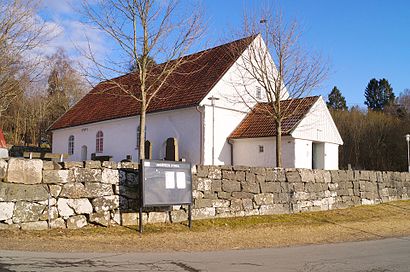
<box><xmin>50</xmin><ymin>35</ymin><xmax>343</xmax><ymax>169</ymax></box>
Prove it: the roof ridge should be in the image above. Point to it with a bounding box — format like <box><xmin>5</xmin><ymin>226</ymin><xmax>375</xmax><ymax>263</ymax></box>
<box><xmin>255</xmin><ymin>95</ymin><xmax>320</xmax><ymax>105</ymax></box>
<box><xmin>96</xmin><ymin>35</ymin><xmax>258</xmax><ymax>86</ymax></box>
<box><xmin>186</xmin><ymin>34</ymin><xmax>257</xmax><ymax>58</ymax></box>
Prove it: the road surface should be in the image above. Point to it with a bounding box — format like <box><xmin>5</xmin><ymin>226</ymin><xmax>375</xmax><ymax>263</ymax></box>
<box><xmin>0</xmin><ymin>237</ymin><xmax>409</xmax><ymax>271</ymax></box>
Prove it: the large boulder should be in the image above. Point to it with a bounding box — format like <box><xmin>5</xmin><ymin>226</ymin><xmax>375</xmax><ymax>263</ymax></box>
<box><xmin>67</xmin><ymin>215</ymin><xmax>87</xmax><ymax>229</ymax></box>
<box><xmin>0</xmin><ymin>182</ymin><xmax>48</xmax><ymax>202</ymax></box>
<box><xmin>60</xmin><ymin>182</ymin><xmax>113</xmax><ymax>199</ymax></box>
<box><xmin>42</xmin><ymin>161</ymin><xmax>62</xmax><ymax>170</ymax></box>
<box><xmin>20</xmin><ymin>221</ymin><xmax>48</xmax><ymax>230</ymax></box>
<box><xmin>42</xmin><ymin>170</ymin><xmax>74</xmax><ymax>184</ymax></box>
<box><xmin>147</xmin><ymin>212</ymin><xmax>168</xmax><ymax>224</ymax></box>
<box><xmin>92</xmin><ymin>196</ymin><xmax>119</xmax><ymax>213</ymax></box>
<box><xmin>170</xmin><ymin>210</ymin><xmax>187</xmax><ymax>223</ymax></box>
<box><xmin>118</xmin><ymin>212</ymin><xmax>138</xmax><ymax>226</ymax></box>
<box><xmin>49</xmin><ymin>185</ymin><xmax>62</xmax><ymax>198</ymax></box>
<box><xmin>74</xmin><ymin>168</ymin><xmax>102</xmax><ymax>182</ymax></box>
<box><xmin>67</xmin><ymin>198</ymin><xmax>93</xmax><ymax>215</ymax></box>
<box><xmin>6</xmin><ymin>158</ymin><xmax>43</xmax><ymax>184</ymax></box>
<box><xmin>254</xmin><ymin>193</ymin><xmax>274</xmax><ymax>206</ymax></box>
<box><xmin>13</xmin><ymin>201</ymin><xmax>46</xmax><ymax>223</ymax></box>
<box><xmin>63</xmin><ymin>161</ymin><xmax>83</xmax><ymax>169</ymax></box>
<box><xmin>50</xmin><ymin>218</ymin><xmax>66</xmax><ymax>229</ymax></box>
<box><xmin>89</xmin><ymin>212</ymin><xmax>110</xmax><ymax>227</ymax></box>
<box><xmin>222</xmin><ymin>180</ymin><xmax>241</xmax><ymax>192</ymax></box>
<box><xmin>59</xmin><ymin>183</ymin><xmax>88</xmax><ymax>199</ymax></box>
<box><xmin>57</xmin><ymin>198</ymin><xmax>75</xmax><ymax>218</ymax></box>
<box><xmin>84</xmin><ymin>160</ymin><xmax>101</xmax><ymax>169</ymax></box>
<box><xmin>0</xmin><ymin>223</ymin><xmax>20</xmax><ymax>230</ymax></box>
<box><xmin>0</xmin><ymin>202</ymin><xmax>14</xmax><ymax>221</ymax></box>
<box><xmin>101</xmin><ymin>169</ymin><xmax>119</xmax><ymax>184</ymax></box>
<box><xmin>259</xmin><ymin>204</ymin><xmax>289</xmax><ymax>215</ymax></box>
<box><xmin>84</xmin><ymin>183</ymin><xmax>113</xmax><ymax>197</ymax></box>
<box><xmin>196</xmin><ymin>178</ymin><xmax>212</xmax><ymax>191</ymax></box>
<box><xmin>0</xmin><ymin>160</ymin><xmax>7</xmax><ymax>179</ymax></box>
<box><xmin>192</xmin><ymin>207</ymin><xmax>215</xmax><ymax>220</ymax></box>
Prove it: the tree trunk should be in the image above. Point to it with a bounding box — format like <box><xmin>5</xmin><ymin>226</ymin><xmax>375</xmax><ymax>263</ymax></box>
<box><xmin>138</xmin><ymin>95</ymin><xmax>146</xmax><ymax>161</ymax></box>
<box><xmin>275</xmin><ymin>119</ymin><xmax>282</xmax><ymax>168</ymax></box>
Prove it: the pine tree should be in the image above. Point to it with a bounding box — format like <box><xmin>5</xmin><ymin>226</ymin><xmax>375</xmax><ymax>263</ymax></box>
<box><xmin>327</xmin><ymin>86</ymin><xmax>347</xmax><ymax>110</ymax></box>
<box><xmin>364</xmin><ymin>78</ymin><xmax>395</xmax><ymax>111</ymax></box>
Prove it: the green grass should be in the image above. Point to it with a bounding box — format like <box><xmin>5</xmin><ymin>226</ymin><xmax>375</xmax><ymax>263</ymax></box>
<box><xmin>117</xmin><ymin>200</ymin><xmax>410</xmax><ymax>234</ymax></box>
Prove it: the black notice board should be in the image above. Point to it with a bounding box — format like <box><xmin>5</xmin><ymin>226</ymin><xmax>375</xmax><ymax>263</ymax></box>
<box><xmin>141</xmin><ymin>159</ymin><xmax>192</xmax><ymax>207</ymax></box>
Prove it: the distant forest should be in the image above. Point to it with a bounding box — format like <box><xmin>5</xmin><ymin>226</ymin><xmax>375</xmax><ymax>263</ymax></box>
<box><xmin>328</xmin><ymin>82</ymin><xmax>410</xmax><ymax>171</ymax></box>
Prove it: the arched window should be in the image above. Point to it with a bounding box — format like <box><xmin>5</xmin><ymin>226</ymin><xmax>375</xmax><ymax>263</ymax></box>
<box><xmin>68</xmin><ymin>135</ymin><xmax>74</xmax><ymax>155</ymax></box>
<box><xmin>96</xmin><ymin>131</ymin><xmax>103</xmax><ymax>153</ymax></box>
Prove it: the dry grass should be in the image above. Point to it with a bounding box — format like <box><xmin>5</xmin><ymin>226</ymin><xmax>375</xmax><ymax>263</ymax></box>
<box><xmin>0</xmin><ymin>200</ymin><xmax>409</xmax><ymax>253</ymax></box>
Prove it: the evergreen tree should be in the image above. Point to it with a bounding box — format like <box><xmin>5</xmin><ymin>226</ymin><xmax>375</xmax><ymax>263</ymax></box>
<box><xmin>364</xmin><ymin>78</ymin><xmax>395</xmax><ymax>111</ymax></box>
<box><xmin>327</xmin><ymin>86</ymin><xmax>347</xmax><ymax>110</ymax></box>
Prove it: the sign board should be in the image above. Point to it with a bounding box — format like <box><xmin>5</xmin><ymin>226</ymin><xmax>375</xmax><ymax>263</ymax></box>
<box><xmin>141</xmin><ymin>159</ymin><xmax>192</xmax><ymax>207</ymax></box>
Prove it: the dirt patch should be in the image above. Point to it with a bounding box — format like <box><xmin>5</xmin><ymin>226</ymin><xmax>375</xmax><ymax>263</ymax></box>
<box><xmin>0</xmin><ymin>200</ymin><xmax>409</xmax><ymax>253</ymax></box>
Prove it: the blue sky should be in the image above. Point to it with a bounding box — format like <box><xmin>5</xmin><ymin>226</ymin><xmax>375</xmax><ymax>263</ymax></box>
<box><xmin>39</xmin><ymin>0</ymin><xmax>410</xmax><ymax>107</ymax></box>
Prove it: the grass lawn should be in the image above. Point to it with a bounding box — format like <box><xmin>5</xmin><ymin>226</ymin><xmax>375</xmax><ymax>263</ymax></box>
<box><xmin>0</xmin><ymin>200</ymin><xmax>409</xmax><ymax>252</ymax></box>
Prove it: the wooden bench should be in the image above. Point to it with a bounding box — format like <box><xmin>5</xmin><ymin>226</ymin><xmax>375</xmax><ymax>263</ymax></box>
<box><xmin>23</xmin><ymin>152</ymin><xmax>69</xmax><ymax>162</ymax></box>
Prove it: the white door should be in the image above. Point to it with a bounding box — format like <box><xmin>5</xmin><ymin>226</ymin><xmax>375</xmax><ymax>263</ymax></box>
<box><xmin>81</xmin><ymin>145</ymin><xmax>88</xmax><ymax>161</ymax></box>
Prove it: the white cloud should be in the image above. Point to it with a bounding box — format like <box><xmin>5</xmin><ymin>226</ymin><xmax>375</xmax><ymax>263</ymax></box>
<box><xmin>34</xmin><ymin>0</ymin><xmax>112</xmax><ymax>78</ymax></box>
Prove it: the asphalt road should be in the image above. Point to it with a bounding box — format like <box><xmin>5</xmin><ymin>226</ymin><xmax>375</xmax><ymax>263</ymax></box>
<box><xmin>0</xmin><ymin>237</ymin><xmax>409</xmax><ymax>272</ymax></box>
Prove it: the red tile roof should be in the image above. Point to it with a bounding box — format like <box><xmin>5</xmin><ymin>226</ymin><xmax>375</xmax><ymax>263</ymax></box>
<box><xmin>229</xmin><ymin>96</ymin><xmax>320</xmax><ymax>139</ymax></box>
<box><xmin>50</xmin><ymin>36</ymin><xmax>256</xmax><ymax>131</ymax></box>
<box><xmin>0</xmin><ymin>128</ymin><xmax>6</xmax><ymax>148</ymax></box>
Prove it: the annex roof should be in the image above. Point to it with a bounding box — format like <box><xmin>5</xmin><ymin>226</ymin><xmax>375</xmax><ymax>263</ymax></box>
<box><xmin>50</xmin><ymin>36</ymin><xmax>256</xmax><ymax>131</ymax></box>
<box><xmin>229</xmin><ymin>96</ymin><xmax>320</xmax><ymax>139</ymax></box>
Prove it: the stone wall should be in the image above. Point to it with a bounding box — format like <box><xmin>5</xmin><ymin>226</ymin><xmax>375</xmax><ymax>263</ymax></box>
<box><xmin>0</xmin><ymin>159</ymin><xmax>408</xmax><ymax>230</ymax></box>
<box><xmin>193</xmin><ymin>166</ymin><xmax>409</xmax><ymax>218</ymax></box>
<box><xmin>0</xmin><ymin>158</ymin><xmax>140</xmax><ymax>230</ymax></box>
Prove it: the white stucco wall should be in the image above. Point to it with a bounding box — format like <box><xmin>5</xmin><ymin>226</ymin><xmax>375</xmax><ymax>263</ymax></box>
<box><xmin>201</xmin><ymin>106</ymin><xmax>246</xmax><ymax>165</ymax></box>
<box><xmin>232</xmin><ymin>137</ymin><xmax>339</xmax><ymax>170</ymax></box>
<box><xmin>52</xmin><ymin>117</ymin><xmax>139</xmax><ymax>162</ymax></box>
<box><xmin>232</xmin><ymin>136</ymin><xmax>295</xmax><ymax>168</ymax></box>
<box><xmin>52</xmin><ymin>107</ymin><xmax>201</xmax><ymax>163</ymax></box>
<box><xmin>147</xmin><ymin>107</ymin><xmax>201</xmax><ymax>164</ymax></box>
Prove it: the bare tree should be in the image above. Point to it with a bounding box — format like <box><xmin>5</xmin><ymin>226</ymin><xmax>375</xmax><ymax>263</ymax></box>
<box><xmin>232</xmin><ymin>10</ymin><xmax>327</xmax><ymax>167</ymax></box>
<box><xmin>0</xmin><ymin>0</ymin><xmax>50</xmax><ymax>117</ymax></box>
<box><xmin>397</xmin><ymin>89</ymin><xmax>410</xmax><ymax>113</ymax></box>
<box><xmin>80</xmin><ymin>0</ymin><xmax>203</xmax><ymax>160</ymax></box>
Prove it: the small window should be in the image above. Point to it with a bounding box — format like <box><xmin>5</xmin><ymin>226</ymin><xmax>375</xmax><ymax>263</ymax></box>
<box><xmin>96</xmin><ymin>131</ymin><xmax>103</xmax><ymax>153</ymax></box>
<box><xmin>259</xmin><ymin>145</ymin><xmax>264</xmax><ymax>153</ymax></box>
<box><xmin>256</xmin><ymin>86</ymin><xmax>262</xmax><ymax>99</ymax></box>
<box><xmin>68</xmin><ymin>135</ymin><xmax>74</xmax><ymax>155</ymax></box>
